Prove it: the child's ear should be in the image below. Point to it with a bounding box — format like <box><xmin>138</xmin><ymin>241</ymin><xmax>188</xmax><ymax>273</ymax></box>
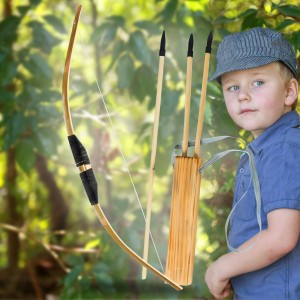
<box><xmin>284</xmin><ymin>78</ymin><xmax>299</xmax><ymax>106</ymax></box>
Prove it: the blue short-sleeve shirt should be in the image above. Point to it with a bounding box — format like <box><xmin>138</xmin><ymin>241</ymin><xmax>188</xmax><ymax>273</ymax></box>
<box><xmin>229</xmin><ymin>111</ymin><xmax>300</xmax><ymax>300</ymax></box>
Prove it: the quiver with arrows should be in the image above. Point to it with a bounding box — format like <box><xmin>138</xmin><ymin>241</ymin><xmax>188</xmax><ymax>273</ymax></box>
<box><xmin>166</xmin><ymin>154</ymin><xmax>202</xmax><ymax>285</ymax></box>
<box><xmin>165</xmin><ymin>31</ymin><xmax>212</xmax><ymax>286</ymax></box>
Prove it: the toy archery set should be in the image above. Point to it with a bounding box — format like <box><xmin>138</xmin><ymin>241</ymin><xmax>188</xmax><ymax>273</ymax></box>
<box><xmin>62</xmin><ymin>5</ymin><xmax>262</xmax><ymax>291</ymax></box>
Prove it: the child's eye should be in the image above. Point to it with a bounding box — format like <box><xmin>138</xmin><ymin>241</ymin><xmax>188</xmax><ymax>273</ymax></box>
<box><xmin>228</xmin><ymin>85</ymin><xmax>239</xmax><ymax>92</ymax></box>
<box><xmin>253</xmin><ymin>80</ymin><xmax>264</xmax><ymax>87</ymax></box>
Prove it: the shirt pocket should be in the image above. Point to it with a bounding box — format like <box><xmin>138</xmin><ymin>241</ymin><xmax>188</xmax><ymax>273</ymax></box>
<box><xmin>236</xmin><ymin>174</ymin><xmax>256</xmax><ymax>221</ymax></box>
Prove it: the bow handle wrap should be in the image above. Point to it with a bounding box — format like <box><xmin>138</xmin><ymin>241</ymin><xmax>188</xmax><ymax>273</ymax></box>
<box><xmin>68</xmin><ymin>135</ymin><xmax>91</xmax><ymax>166</ymax></box>
<box><xmin>80</xmin><ymin>169</ymin><xmax>98</xmax><ymax>205</ymax></box>
<box><xmin>68</xmin><ymin>135</ymin><xmax>98</xmax><ymax>205</ymax></box>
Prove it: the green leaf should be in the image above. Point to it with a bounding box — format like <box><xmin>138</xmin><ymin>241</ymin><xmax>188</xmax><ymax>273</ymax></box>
<box><xmin>90</xmin><ymin>15</ymin><xmax>124</xmax><ymax>46</ymax></box>
<box><xmin>44</xmin><ymin>15</ymin><xmax>67</xmax><ymax>34</ymax></box>
<box><xmin>289</xmin><ymin>31</ymin><xmax>300</xmax><ymax>51</ymax></box>
<box><xmin>18</xmin><ymin>84</ymin><xmax>39</xmax><ymax>107</ymax></box>
<box><xmin>0</xmin><ymin>50</ymin><xmax>7</xmax><ymax>64</ymax></box>
<box><xmin>91</xmin><ymin>23</ymin><xmax>117</xmax><ymax>47</ymax></box>
<box><xmin>30</xmin><ymin>0</ymin><xmax>42</xmax><ymax>5</ymax></box>
<box><xmin>29</xmin><ymin>21</ymin><xmax>61</xmax><ymax>54</ymax></box>
<box><xmin>242</xmin><ymin>12</ymin><xmax>263</xmax><ymax>30</ymax></box>
<box><xmin>216</xmin><ymin>29</ymin><xmax>231</xmax><ymax>39</ymax></box>
<box><xmin>116</xmin><ymin>54</ymin><xmax>135</xmax><ymax>89</ymax></box>
<box><xmin>130</xmin><ymin>65</ymin><xmax>156</xmax><ymax>102</ymax></box>
<box><xmin>78</xmin><ymin>276</ymin><xmax>91</xmax><ymax>290</ymax></box>
<box><xmin>0</xmin><ymin>16</ymin><xmax>21</xmax><ymax>46</ymax></box>
<box><xmin>23</xmin><ymin>53</ymin><xmax>53</xmax><ymax>82</ymax></box>
<box><xmin>129</xmin><ymin>31</ymin><xmax>152</xmax><ymax>65</ymax></box>
<box><xmin>101</xmin><ymin>25</ymin><xmax>117</xmax><ymax>46</ymax></box>
<box><xmin>194</xmin><ymin>15</ymin><xmax>213</xmax><ymax>37</ymax></box>
<box><xmin>25</xmin><ymin>115</ymin><xmax>38</xmax><ymax>134</ymax></box>
<box><xmin>105</xmin><ymin>40</ymin><xmax>125</xmax><ymax>72</ymax></box>
<box><xmin>92</xmin><ymin>263</ymin><xmax>115</xmax><ymax>292</ymax></box>
<box><xmin>0</xmin><ymin>90</ymin><xmax>15</xmax><ymax>103</ymax></box>
<box><xmin>155</xmin><ymin>0</ymin><xmax>178</xmax><ymax>24</ymax></box>
<box><xmin>275</xmin><ymin>19</ymin><xmax>295</xmax><ymax>31</ymax></box>
<box><xmin>37</xmin><ymin>104</ymin><xmax>59</xmax><ymax>121</ymax></box>
<box><xmin>107</xmin><ymin>15</ymin><xmax>125</xmax><ymax>27</ymax></box>
<box><xmin>17</xmin><ymin>6</ymin><xmax>31</xmax><ymax>16</ymax></box>
<box><xmin>111</xmin><ymin>197</ymin><xmax>130</xmax><ymax>215</ymax></box>
<box><xmin>158</xmin><ymin>154</ymin><xmax>172</xmax><ymax>178</ymax></box>
<box><xmin>238</xmin><ymin>8</ymin><xmax>257</xmax><ymax>19</ymax></box>
<box><xmin>134</xmin><ymin>20</ymin><xmax>161</xmax><ymax>35</ymax></box>
<box><xmin>207</xmin><ymin>82</ymin><xmax>223</xmax><ymax>99</ymax></box>
<box><xmin>32</xmin><ymin>127</ymin><xmax>57</xmax><ymax>156</ymax></box>
<box><xmin>214</xmin><ymin>16</ymin><xmax>234</xmax><ymax>25</ymax></box>
<box><xmin>2</xmin><ymin>112</ymin><xmax>26</xmax><ymax>150</ymax></box>
<box><xmin>39</xmin><ymin>90</ymin><xmax>61</xmax><ymax>103</ymax></box>
<box><xmin>0</xmin><ymin>61</ymin><xmax>17</xmax><ymax>87</ymax></box>
<box><xmin>160</xmin><ymin>89</ymin><xmax>180</xmax><ymax>115</ymax></box>
<box><xmin>94</xmin><ymin>272</ymin><xmax>114</xmax><ymax>287</ymax></box>
<box><xmin>278</xmin><ymin>5</ymin><xmax>300</xmax><ymax>19</ymax></box>
<box><xmin>85</xmin><ymin>238</ymin><xmax>100</xmax><ymax>249</ymax></box>
<box><xmin>15</xmin><ymin>139</ymin><xmax>36</xmax><ymax>173</ymax></box>
<box><xmin>92</xmin><ymin>262</ymin><xmax>110</xmax><ymax>273</ymax></box>
<box><xmin>63</xmin><ymin>265</ymin><xmax>83</xmax><ymax>289</ymax></box>
<box><xmin>67</xmin><ymin>255</ymin><xmax>85</xmax><ymax>267</ymax></box>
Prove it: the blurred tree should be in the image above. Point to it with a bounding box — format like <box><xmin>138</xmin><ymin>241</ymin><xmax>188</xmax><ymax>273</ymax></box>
<box><xmin>0</xmin><ymin>0</ymin><xmax>68</xmax><ymax>297</ymax></box>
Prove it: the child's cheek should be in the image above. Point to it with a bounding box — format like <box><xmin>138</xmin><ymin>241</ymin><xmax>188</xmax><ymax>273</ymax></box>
<box><xmin>225</xmin><ymin>100</ymin><xmax>236</xmax><ymax>117</ymax></box>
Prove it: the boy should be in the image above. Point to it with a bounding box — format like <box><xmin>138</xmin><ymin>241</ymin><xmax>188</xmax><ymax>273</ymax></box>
<box><xmin>205</xmin><ymin>27</ymin><xmax>300</xmax><ymax>299</ymax></box>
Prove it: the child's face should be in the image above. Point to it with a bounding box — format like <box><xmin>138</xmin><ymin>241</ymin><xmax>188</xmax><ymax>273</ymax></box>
<box><xmin>221</xmin><ymin>63</ymin><xmax>296</xmax><ymax>138</ymax></box>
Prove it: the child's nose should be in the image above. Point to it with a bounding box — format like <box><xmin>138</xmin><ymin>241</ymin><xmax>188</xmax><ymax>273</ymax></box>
<box><xmin>238</xmin><ymin>87</ymin><xmax>250</xmax><ymax>102</ymax></box>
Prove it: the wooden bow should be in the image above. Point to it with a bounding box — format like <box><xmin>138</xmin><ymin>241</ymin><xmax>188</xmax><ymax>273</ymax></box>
<box><xmin>62</xmin><ymin>5</ymin><xmax>182</xmax><ymax>291</ymax></box>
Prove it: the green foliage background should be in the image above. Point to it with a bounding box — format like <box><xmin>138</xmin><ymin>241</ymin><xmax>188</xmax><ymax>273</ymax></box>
<box><xmin>0</xmin><ymin>0</ymin><xmax>299</xmax><ymax>299</ymax></box>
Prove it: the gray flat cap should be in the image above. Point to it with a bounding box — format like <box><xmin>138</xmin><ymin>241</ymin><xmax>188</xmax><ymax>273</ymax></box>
<box><xmin>209</xmin><ymin>27</ymin><xmax>298</xmax><ymax>83</ymax></box>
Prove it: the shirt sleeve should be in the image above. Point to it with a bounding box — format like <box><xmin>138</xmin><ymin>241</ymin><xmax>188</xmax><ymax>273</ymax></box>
<box><xmin>260</xmin><ymin>141</ymin><xmax>300</xmax><ymax>213</ymax></box>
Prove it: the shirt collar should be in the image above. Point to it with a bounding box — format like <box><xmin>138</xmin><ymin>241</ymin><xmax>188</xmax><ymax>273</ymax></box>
<box><xmin>249</xmin><ymin>111</ymin><xmax>300</xmax><ymax>154</ymax></box>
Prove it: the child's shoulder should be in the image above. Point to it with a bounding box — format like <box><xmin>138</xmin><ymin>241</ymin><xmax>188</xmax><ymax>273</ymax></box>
<box><xmin>285</xmin><ymin>126</ymin><xmax>300</xmax><ymax>149</ymax></box>
<box><xmin>261</xmin><ymin>126</ymin><xmax>300</xmax><ymax>159</ymax></box>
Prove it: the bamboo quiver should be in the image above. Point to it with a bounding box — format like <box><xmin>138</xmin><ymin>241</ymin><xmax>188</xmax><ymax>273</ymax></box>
<box><xmin>165</xmin><ymin>155</ymin><xmax>202</xmax><ymax>285</ymax></box>
<box><xmin>165</xmin><ymin>31</ymin><xmax>213</xmax><ymax>286</ymax></box>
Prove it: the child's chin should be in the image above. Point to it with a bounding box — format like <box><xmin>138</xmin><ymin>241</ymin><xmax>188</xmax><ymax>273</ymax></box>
<box><xmin>239</xmin><ymin>124</ymin><xmax>264</xmax><ymax>136</ymax></box>
<box><xmin>247</xmin><ymin>127</ymin><xmax>264</xmax><ymax>138</ymax></box>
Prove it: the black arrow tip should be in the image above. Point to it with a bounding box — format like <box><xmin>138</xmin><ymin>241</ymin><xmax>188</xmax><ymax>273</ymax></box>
<box><xmin>205</xmin><ymin>30</ymin><xmax>213</xmax><ymax>54</ymax></box>
<box><xmin>187</xmin><ymin>33</ymin><xmax>194</xmax><ymax>57</ymax></box>
<box><xmin>159</xmin><ymin>30</ymin><xmax>166</xmax><ymax>56</ymax></box>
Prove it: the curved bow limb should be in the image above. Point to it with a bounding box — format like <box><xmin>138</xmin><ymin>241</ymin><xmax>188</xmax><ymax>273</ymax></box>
<box><xmin>62</xmin><ymin>5</ymin><xmax>182</xmax><ymax>291</ymax></box>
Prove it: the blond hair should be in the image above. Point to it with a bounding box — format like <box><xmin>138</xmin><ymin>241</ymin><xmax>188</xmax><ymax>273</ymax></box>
<box><xmin>276</xmin><ymin>62</ymin><xmax>298</xmax><ymax>110</ymax></box>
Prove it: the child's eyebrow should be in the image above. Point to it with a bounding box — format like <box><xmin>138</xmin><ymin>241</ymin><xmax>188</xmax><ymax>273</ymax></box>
<box><xmin>247</xmin><ymin>69</ymin><xmax>274</xmax><ymax>77</ymax></box>
<box><xmin>221</xmin><ymin>78</ymin><xmax>236</xmax><ymax>85</ymax></box>
<box><xmin>223</xmin><ymin>71</ymin><xmax>271</xmax><ymax>84</ymax></box>
<box><xmin>249</xmin><ymin>72</ymin><xmax>267</xmax><ymax>76</ymax></box>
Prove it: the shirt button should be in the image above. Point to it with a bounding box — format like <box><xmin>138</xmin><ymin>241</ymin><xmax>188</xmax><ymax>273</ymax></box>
<box><xmin>240</xmin><ymin>168</ymin><xmax>244</xmax><ymax>174</ymax></box>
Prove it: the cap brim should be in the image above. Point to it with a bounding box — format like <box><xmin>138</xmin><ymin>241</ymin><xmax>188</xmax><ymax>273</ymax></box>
<box><xmin>209</xmin><ymin>56</ymin><xmax>279</xmax><ymax>83</ymax></box>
